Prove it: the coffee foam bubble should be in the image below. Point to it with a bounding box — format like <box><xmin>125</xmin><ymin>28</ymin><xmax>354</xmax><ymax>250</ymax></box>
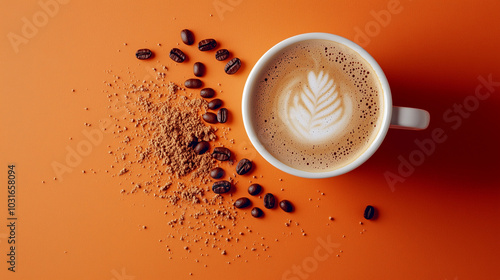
<box><xmin>253</xmin><ymin>39</ymin><xmax>383</xmax><ymax>172</ymax></box>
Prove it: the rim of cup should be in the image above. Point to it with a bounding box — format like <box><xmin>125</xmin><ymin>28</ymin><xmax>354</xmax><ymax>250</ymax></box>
<box><xmin>242</xmin><ymin>33</ymin><xmax>392</xmax><ymax>178</ymax></box>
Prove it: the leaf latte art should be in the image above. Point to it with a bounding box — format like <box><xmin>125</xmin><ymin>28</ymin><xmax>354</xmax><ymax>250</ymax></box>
<box><xmin>280</xmin><ymin>71</ymin><xmax>352</xmax><ymax>143</ymax></box>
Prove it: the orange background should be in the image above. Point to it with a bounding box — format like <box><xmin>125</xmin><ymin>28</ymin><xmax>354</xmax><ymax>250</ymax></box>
<box><xmin>1</xmin><ymin>0</ymin><xmax>499</xmax><ymax>279</ymax></box>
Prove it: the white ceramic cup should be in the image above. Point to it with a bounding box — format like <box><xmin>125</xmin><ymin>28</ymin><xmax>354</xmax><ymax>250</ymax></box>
<box><xmin>242</xmin><ymin>33</ymin><xmax>430</xmax><ymax>178</ymax></box>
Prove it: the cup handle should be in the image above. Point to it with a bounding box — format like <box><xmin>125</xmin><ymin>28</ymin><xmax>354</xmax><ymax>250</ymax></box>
<box><xmin>390</xmin><ymin>106</ymin><xmax>430</xmax><ymax>130</ymax></box>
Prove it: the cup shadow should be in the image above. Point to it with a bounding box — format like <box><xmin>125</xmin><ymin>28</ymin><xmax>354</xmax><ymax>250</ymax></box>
<box><xmin>347</xmin><ymin>67</ymin><xmax>500</xmax><ymax>187</ymax></box>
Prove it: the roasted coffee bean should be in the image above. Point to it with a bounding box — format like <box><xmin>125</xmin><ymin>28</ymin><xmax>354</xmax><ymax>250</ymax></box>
<box><xmin>185</xmin><ymin>78</ymin><xmax>203</xmax><ymax>88</ymax></box>
<box><xmin>210</xmin><ymin>167</ymin><xmax>224</xmax><ymax>179</ymax></box>
<box><xmin>251</xmin><ymin>207</ymin><xmax>264</xmax><ymax>218</ymax></box>
<box><xmin>215</xmin><ymin>49</ymin><xmax>230</xmax><ymax>61</ymax></box>
<box><xmin>212</xmin><ymin>180</ymin><xmax>231</xmax><ymax>194</ymax></box>
<box><xmin>169</xmin><ymin>48</ymin><xmax>186</xmax><ymax>63</ymax></box>
<box><xmin>198</xmin><ymin>39</ymin><xmax>217</xmax><ymax>51</ymax></box>
<box><xmin>279</xmin><ymin>200</ymin><xmax>294</xmax><ymax>212</ymax></box>
<box><xmin>203</xmin><ymin>112</ymin><xmax>218</xmax><ymax>124</ymax></box>
<box><xmin>212</xmin><ymin>147</ymin><xmax>231</xmax><ymax>161</ymax></box>
<box><xmin>217</xmin><ymin>108</ymin><xmax>228</xmax><ymax>123</ymax></box>
<box><xmin>224</xmin><ymin>58</ymin><xmax>241</xmax><ymax>74</ymax></box>
<box><xmin>263</xmin><ymin>193</ymin><xmax>276</xmax><ymax>209</ymax></box>
<box><xmin>135</xmin><ymin>49</ymin><xmax>153</xmax><ymax>60</ymax></box>
<box><xmin>193</xmin><ymin>141</ymin><xmax>210</xmax><ymax>155</ymax></box>
<box><xmin>208</xmin><ymin>99</ymin><xmax>223</xmax><ymax>110</ymax></box>
<box><xmin>180</xmin><ymin>29</ymin><xmax>195</xmax><ymax>45</ymax></box>
<box><xmin>236</xmin><ymin>158</ymin><xmax>252</xmax><ymax>175</ymax></box>
<box><xmin>248</xmin><ymin>184</ymin><xmax>262</xmax><ymax>196</ymax></box>
<box><xmin>364</xmin><ymin>205</ymin><xmax>375</xmax><ymax>220</ymax></box>
<box><xmin>193</xmin><ymin>62</ymin><xmax>206</xmax><ymax>77</ymax></box>
<box><xmin>234</xmin><ymin>197</ymin><xmax>251</xmax><ymax>209</ymax></box>
<box><xmin>200</xmin><ymin>88</ymin><xmax>215</xmax><ymax>98</ymax></box>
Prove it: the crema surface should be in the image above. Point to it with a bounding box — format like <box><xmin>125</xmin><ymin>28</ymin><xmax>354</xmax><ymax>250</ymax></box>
<box><xmin>253</xmin><ymin>39</ymin><xmax>383</xmax><ymax>172</ymax></box>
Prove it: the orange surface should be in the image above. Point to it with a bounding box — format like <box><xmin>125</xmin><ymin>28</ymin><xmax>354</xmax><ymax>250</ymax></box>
<box><xmin>1</xmin><ymin>0</ymin><xmax>499</xmax><ymax>279</ymax></box>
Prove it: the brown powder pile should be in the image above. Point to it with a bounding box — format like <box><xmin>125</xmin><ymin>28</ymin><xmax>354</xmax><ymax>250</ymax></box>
<box><xmin>104</xmin><ymin>59</ymin><xmax>266</xmax><ymax>263</ymax></box>
<box><xmin>115</xmin><ymin>77</ymin><xmax>217</xmax><ymax>182</ymax></box>
<box><xmin>136</xmin><ymin>94</ymin><xmax>217</xmax><ymax>179</ymax></box>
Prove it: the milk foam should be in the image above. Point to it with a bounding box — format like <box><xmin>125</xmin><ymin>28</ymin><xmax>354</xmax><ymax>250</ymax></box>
<box><xmin>253</xmin><ymin>39</ymin><xmax>383</xmax><ymax>172</ymax></box>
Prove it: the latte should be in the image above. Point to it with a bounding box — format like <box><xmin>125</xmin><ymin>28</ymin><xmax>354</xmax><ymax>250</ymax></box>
<box><xmin>252</xmin><ymin>39</ymin><xmax>384</xmax><ymax>172</ymax></box>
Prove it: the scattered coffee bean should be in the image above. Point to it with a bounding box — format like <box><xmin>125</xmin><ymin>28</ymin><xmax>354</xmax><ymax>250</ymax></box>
<box><xmin>169</xmin><ymin>48</ymin><xmax>186</xmax><ymax>63</ymax></box>
<box><xmin>202</xmin><ymin>112</ymin><xmax>218</xmax><ymax>124</ymax></box>
<box><xmin>364</xmin><ymin>205</ymin><xmax>375</xmax><ymax>220</ymax></box>
<box><xmin>208</xmin><ymin>99</ymin><xmax>223</xmax><ymax>110</ymax></box>
<box><xmin>210</xmin><ymin>167</ymin><xmax>224</xmax><ymax>179</ymax></box>
<box><xmin>236</xmin><ymin>158</ymin><xmax>252</xmax><ymax>175</ymax></box>
<box><xmin>251</xmin><ymin>207</ymin><xmax>264</xmax><ymax>218</ymax></box>
<box><xmin>185</xmin><ymin>78</ymin><xmax>203</xmax><ymax>88</ymax></box>
<box><xmin>248</xmin><ymin>184</ymin><xmax>262</xmax><ymax>196</ymax></box>
<box><xmin>198</xmin><ymin>39</ymin><xmax>217</xmax><ymax>51</ymax></box>
<box><xmin>135</xmin><ymin>49</ymin><xmax>153</xmax><ymax>60</ymax></box>
<box><xmin>180</xmin><ymin>29</ymin><xmax>195</xmax><ymax>45</ymax></box>
<box><xmin>217</xmin><ymin>108</ymin><xmax>228</xmax><ymax>123</ymax></box>
<box><xmin>224</xmin><ymin>58</ymin><xmax>241</xmax><ymax>74</ymax></box>
<box><xmin>216</xmin><ymin>49</ymin><xmax>230</xmax><ymax>61</ymax></box>
<box><xmin>200</xmin><ymin>88</ymin><xmax>215</xmax><ymax>98</ymax></box>
<box><xmin>263</xmin><ymin>193</ymin><xmax>276</xmax><ymax>209</ymax></box>
<box><xmin>212</xmin><ymin>180</ymin><xmax>231</xmax><ymax>194</ymax></box>
<box><xmin>279</xmin><ymin>200</ymin><xmax>294</xmax><ymax>212</ymax></box>
<box><xmin>193</xmin><ymin>141</ymin><xmax>210</xmax><ymax>155</ymax></box>
<box><xmin>212</xmin><ymin>147</ymin><xmax>231</xmax><ymax>161</ymax></box>
<box><xmin>193</xmin><ymin>62</ymin><xmax>206</xmax><ymax>77</ymax></box>
<box><xmin>234</xmin><ymin>197</ymin><xmax>251</xmax><ymax>209</ymax></box>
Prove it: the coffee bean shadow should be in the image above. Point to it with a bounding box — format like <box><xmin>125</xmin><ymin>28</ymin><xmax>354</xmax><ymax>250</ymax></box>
<box><xmin>350</xmin><ymin>67</ymin><xmax>500</xmax><ymax>188</ymax></box>
<box><xmin>236</xmin><ymin>58</ymin><xmax>247</xmax><ymax>75</ymax></box>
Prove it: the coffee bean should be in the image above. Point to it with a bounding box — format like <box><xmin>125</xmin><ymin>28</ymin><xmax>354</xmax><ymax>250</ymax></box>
<box><xmin>364</xmin><ymin>205</ymin><xmax>375</xmax><ymax>220</ymax></box>
<box><xmin>251</xmin><ymin>207</ymin><xmax>264</xmax><ymax>218</ymax></box>
<box><xmin>193</xmin><ymin>141</ymin><xmax>210</xmax><ymax>155</ymax></box>
<box><xmin>224</xmin><ymin>58</ymin><xmax>241</xmax><ymax>74</ymax></box>
<box><xmin>234</xmin><ymin>197</ymin><xmax>251</xmax><ymax>209</ymax></box>
<box><xmin>279</xmin><ymin>200</ymin><xmax>294</xmax><ymax>212</ymax></box>
<box><xmin>212</xmin><ymin>180</ymin><xmax>231</xmax><ymax>194</ymax></box>
<box><xmin>203</xmin><ymin>112</ymin><xmax>218</xmax><ymax>124</ymax></box>
<box><xmin>217</xmin><ymin>108</ymin><xmax>228</xmax><ymax>123</ymax></box>
<box><xmin>216</xmin><ymin>49</ymin><xmax>230</xmax><ymax>61</ymax></box>
<box><xmin>208</xmin><ymin>99</ymin><xmax>223</xmax><ymax>110</ymax></box>
<box><xmin>212</xmin><ymin>147</ymin><xmax>231</xmax><ymax>161</ymax></box>
<box><xmin>236</xmin><ymin>158</ymin><xmax>252</xmax><ymax>175</ymax></box>
<box><xmin>193</xmin><ymin>62</ymin><xmax>206</xmax><ymax>77</ymax></box>
<box><xmin>248</xmin><ymin>184</ymin><xmax>262</xmax><ymax>196</ymax></box>
<box><xmin>135</xmin><ymin>49</ymin><xmax>153</xmax><ymax>60</ymax></box>
<box><xmin>198</xmin><ymin>39</ymin><xmax>217</xmax><ymax>51</ymax></box>
<box><xmin>180</xmin><ymin>29</ymin><xmax>195</xmax><ymax>45</ymax></box>
<box><xmin>200</xmin><ymin>88</ymin><xmax>215</xmax><ymax>98</ymax></box>
<box><xmin>169</xmin><ymin>48</ymin><xmax>186</xmax><ymax>63</ymax></box>
<box><xmin>263</xmin><ymin>193</ymin><xmax>276</xmax><ymax>209</ymax></box>
<box><xmin>210</xmin><ymin>167</ymin><xmax>224</xmax><ymax>179</ymax></box>
<box><xmin>185</xmin><ymin>78</ymin><xmax>203</xmax><ymax>88</ymax></box>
